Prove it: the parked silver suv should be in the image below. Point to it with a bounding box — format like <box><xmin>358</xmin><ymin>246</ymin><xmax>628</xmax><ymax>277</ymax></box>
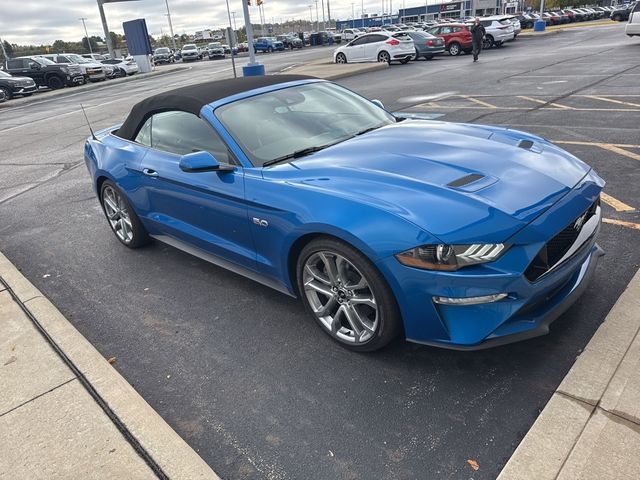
<box><xmin>40</xmin><ymin>53</ymin><xmax>106</xmax><ymax>82</ymax></box>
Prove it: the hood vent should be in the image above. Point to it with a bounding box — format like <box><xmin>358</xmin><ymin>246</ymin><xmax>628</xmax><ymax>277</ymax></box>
<box><xmin>447</xmin><ymin>173</ymin><xmax>485</xmax><ymax>188</ymax></box>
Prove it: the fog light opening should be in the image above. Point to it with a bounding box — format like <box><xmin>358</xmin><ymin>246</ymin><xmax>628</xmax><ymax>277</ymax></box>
<box><xmin>432</xmin><ymin>293</ymin><xmax>509</xmax><ymax>306</ymax></box>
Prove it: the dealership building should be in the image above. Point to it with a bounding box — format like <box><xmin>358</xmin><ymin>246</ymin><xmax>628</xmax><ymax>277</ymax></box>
<box><xmin>336</xmin><ymin>0</ymin><xmax>512</xmax><ymax>30</ymax></box>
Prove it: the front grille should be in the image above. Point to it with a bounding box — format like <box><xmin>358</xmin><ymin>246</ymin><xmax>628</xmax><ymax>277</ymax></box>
<box><xmin>525</xmin><ymin>197</ymin><xmax>600</xmax><ymax>282</ymax></box>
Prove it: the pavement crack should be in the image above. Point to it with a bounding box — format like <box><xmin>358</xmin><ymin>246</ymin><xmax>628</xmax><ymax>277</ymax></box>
<box><xmin>0</xmin><ymin>161</ymin><xmax>84</xmax><ymax>206</ymax></box>
<box><xmin>0</xmin><ymin>378</ymin><xmax>76</xmax><ymax>417</ymax></box>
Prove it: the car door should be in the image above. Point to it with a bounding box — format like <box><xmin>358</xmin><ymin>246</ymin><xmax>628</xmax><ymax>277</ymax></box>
<box><xmin>364</xmin><ymin>34</ymin><xmax>389</xmax><ymax>60</ymax></box>
<box><xmin>343</xmin><ymin>35</ymin><xmax>369</xmax><ymax>62</ymax></box>
<box><xmin>134</xmin><ymin>110</ymin><xmax>256</xmax><ymax>270</ymax></box>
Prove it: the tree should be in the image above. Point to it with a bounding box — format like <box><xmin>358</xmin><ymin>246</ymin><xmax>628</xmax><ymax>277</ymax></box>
<box><xmin>52</xmin><ymin>39</ymin><xmax>69</xmax><ymax>52</ymax></box>
<box><xmin>3</xmin><ymin>40</ymin><xmax>13</xmax><ymax>57</ymax></box>
<box><xmin>81</xmin><ymin>36</ymin><xmax>99</xmax><ymax>53</ymax></box>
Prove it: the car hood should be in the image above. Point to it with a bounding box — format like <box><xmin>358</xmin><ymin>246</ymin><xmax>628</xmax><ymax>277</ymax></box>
<box><xmin>270</xmin><ymin>121</ymin><xmax>592</xmax><ymax>244</ymax></box>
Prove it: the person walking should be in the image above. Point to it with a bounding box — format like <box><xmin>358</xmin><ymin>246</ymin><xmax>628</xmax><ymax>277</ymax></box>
<box><xmin>470</xmin><ymin>17</ymin><xmax>485</xmax><ymax>62</ymax></box>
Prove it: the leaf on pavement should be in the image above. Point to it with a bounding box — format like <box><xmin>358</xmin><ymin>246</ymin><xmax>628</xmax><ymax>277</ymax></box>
<box><xmin>107</xmin><ymin>356</ymin><xmax>117</xmax><ymax>365</ymax></box>
<box><xmin>467</xmin><ymin>459</ymin><xmax>479</xmax><ymax>471</ymax></box>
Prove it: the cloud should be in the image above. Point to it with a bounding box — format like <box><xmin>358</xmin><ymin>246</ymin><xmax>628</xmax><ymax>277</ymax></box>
<box><xmin>1</xmin><ymin>0</ymin><xmax>396</xmax><ymax>45</ymax></box>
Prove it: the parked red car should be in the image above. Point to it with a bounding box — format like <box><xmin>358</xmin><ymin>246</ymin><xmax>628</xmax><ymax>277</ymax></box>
<box><xmin>425</xmin><ymin>23</ymin><xmax>473</xmax><ymax>56</ymax></box>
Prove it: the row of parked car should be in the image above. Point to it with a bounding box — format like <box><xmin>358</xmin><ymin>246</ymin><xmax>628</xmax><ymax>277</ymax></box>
<box><xmin>0</xmin><ymin>53</ymin><xmax>139</xmax><ymax>102</ymax></box>
<box><xmin>334</xmin><ymin>15</ymin><xmax>522</xmax><ymax>64</ymax></box>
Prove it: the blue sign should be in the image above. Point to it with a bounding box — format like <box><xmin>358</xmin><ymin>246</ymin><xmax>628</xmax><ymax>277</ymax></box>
<box><xmin>122</xmin><ymin>18</ymin><xmax>152</xmax><ymax>55</ymax></box>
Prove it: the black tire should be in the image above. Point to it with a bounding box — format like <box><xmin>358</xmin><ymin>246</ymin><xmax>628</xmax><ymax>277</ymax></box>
<box><xmin>377</xmin><ymin>50</ymin><xmax>391</xmax><ymax>64</ymax></box>
<box><xmin>47</xmin><ymin>75</ymin><xmax>64</xmax><ymax>90</ymax></box>
<box><xmin>448</xmin><ymin>42</ymin><xmax>461</xmax><ymax>56</ymax></box>
<box><xmin>117</xmin><ymin>69</ymin><xmax>126</xmax><ymax>78</ymax></box>
<box><xmin>267</xmin><ymin>46</ymin><xmax>273</xmax><ymax>53</ymax></box>
<box><xmin>400</xmin><ymin>57</ymin><xmax>410</xmax><ymax>64</ymax></box>
<box><xmin>335</xmin><ymin>52</ymin><xmax>347</xmax><ymax>64</ymax></box>
<box><xmin>483</xmin><ymin>35</ymin><xmax>494</xmax><ymax>49</ymax></box>
<box><xmin>412</xmin><ymin>47</ymin><xmax>420</xmax><ymax>61</ymax></box>
<box><xmin>0</xmin><ymin>86</ymin><xmax>11</xmax><ymax>100</ymax></box>
<box><xmin>612</xmin><ymin>14</ymin><xmax>621</xmax><ymax>21</ymax></box>
<box><xmin>296</xmin><ymin>237</ymin><xmax>401</xmax><ymax>352</ymax></box>
<box><xmin>425</xmin><ymin>54</ymin><xmax>434</xmax><ymax>60</ymax></box>
<box><xmin>100</xmin><ymin>180</ymin><xmax>150</xmax><ymax>249</ymax></box>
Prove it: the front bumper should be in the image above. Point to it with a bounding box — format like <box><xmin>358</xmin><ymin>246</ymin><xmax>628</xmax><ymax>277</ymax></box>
<box><xmin>378</xmin><ymin>173</ymin><xmax>604</xmax><ymax>350</ymax></box>
<box><xmin>8</xmin><ymin>83</ymin><xmax>37</xmax><ymax>95</ymax></box>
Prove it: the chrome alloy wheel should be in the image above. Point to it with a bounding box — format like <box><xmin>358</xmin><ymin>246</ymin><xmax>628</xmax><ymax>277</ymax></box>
<box><xmin>303</xmin><ymin>251</ymin><xmax>378</xmax><ymax>344</ymax></box>
<box><xmin>102</xmin><ymin>185</ymin><xmax>134</xmax><ymax>244</ymax></box>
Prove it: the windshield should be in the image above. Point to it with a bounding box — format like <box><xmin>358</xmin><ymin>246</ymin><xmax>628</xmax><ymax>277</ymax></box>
<box><xmin>67</xmin><ymin>54</ymin><xmax>90</xmax><ymax>63</ymax></box>
<box><xmin>156</xmin><ymin>48</ymin><xmax>170</xmax><ymax>53</ymax></box>
<box><xmin>35</xmin><ymin>57</ymin><xmax>55</xmax><ymax>66</ymax></box>
<box><xmin>183</xmin><ymin>44</ymin><xmax>196</xmax><ymax>50</ymax></box>
<box><xmin>215</xmin><ymin>82</ymin><xmax>396</xmax><ymax>167</ymax></box>
<box><xmin>208</xmin><ymin>43</ymin><xmax>221</xmax><ymax>47</ymax></box>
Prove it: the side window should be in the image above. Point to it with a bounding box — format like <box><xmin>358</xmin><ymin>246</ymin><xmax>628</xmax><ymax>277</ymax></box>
<box><xmin>150</xmin><ymin>111</ymin><xmax>231</xmax><ymax>164</ymax></box>
<box><xmin>7</xmin><ymin>59</ymin><xmax>25</xmax><ymax>69</ymax></box>
<box><xmin>350</xmin><ymin>36</ymin><xmax>370</xmax><ymax>46</ymax></box>
<box><xmin>633</xmin><ymin>2</ymin><xmax>640</xmax><ymax>13</ymax></box>
<box><xmin>452</xmin><ymin>27</ymin><xmax>462</xmax><ymax>33</ymax></box>
<box><xmin>426</xmin><ymin>27</ymin><xmax>440</xmax><ymax>34</ymax></box>
<box><xmin>440</xmin><ymin>27</ymin><xmax>452</xmax><ymax>34</ymax></box>
<box><xmin>135</xmin><ymin>117</ymin><xmax>152</xmax><ymax>146</ymax></box>
<box><xmin>369</xmin><ymin>34</ymin><xmax>388</xmax><ymax>43</ymax></box>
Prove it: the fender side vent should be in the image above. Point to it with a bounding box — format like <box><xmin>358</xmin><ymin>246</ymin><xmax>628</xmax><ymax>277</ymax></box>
<box><xmin>518</xmin><ymin>140</ymin><xmax>534</xmax><ymax>150</ymax></box>
<box><xmin>447</xmin><ymin>173</ymin><xmax>485</xmax><ymax>188</ymax></box>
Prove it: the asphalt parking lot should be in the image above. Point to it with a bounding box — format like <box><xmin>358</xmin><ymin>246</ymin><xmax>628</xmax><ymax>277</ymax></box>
<box><xmin>0</xmin><ymin>23</ymin><xmax>639</xmax><ymax>480</ymax></box>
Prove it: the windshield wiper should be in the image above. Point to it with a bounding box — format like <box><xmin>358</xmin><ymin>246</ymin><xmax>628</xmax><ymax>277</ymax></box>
<box><xmin>263</xmin><ymin>141</ymin><xmax>341</xmax><ymax>167</ymax></box>
<box><xmin>354</xmin><ymin>125</ymin><xmax>383</xmax><ymax>136</ymax></box>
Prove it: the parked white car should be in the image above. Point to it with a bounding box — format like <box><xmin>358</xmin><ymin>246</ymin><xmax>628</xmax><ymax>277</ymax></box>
<box><xmin>100</xmin><ymin>58</ymin><xmax>139</xmax><ymax>76</ymax></box>
<box><xmin>342</xmin><ymin>28</ymin><xmax>363</xmax><ymax>42</ymax></box>
<box><xmin>334</xmin><ymin>32</ymin><xmax>414</xmax><ymax>64</ymax></box>
<box><xmin>40</xmin><ymin>53</ymin><xmax>106</xmax><ymax>82</ymax></box>
<box><xmin>476</xmin><ymin>17</ymin><xmax>516</xmax><ymax>47</ymax></box>
<box><xmin>626</xmin><ymin>1</ymin><xmax>640</xmax><ymax>36</ymax></box>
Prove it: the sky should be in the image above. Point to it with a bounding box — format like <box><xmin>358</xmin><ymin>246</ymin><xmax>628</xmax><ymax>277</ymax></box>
<box><xmin>0</xmin><ymin>0</ymin><xmax>426</xmax><ymax>45</ymax></box>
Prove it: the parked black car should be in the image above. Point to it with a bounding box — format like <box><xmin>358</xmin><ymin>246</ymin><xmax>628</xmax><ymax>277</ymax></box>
<box><xmin>0</xmin><ymin>70</ymin><xmax>38</xmax><ymax>99</ymax></box>
<box><xmin>277</xmin><ymin>35</ymin><xmax>303</xmax><ymax>49</ymax></box>
<box><xmin>3</xmin><ymin>56</ymin><xmax>84</xmax><ymax>89</ymax></box>
<box><xmin>153</xmin><ymin>47</ymin><xmax>174</xmax><ymax>64</ymax></box>
<box><xmin>611</xmin><ymin>3</ymin><xmax>635</xmax><ymax>21</ymax></box>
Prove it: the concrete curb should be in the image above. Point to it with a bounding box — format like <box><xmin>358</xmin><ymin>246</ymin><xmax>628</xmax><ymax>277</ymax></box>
<box><xmin>0</xmin><ymin>66</ymin><xmax>189</xmax><ymax>110</ymax></box>
<box><xmin>519</xmin><ymin>19</ymin><xmax>618</xmax><ymax>37</ymax></box>
<box><xmin>279</xmin><ymin>61</ymin><xmax>388</xmax><ymax>80</ymax></box>
<box><xmin>498</xmin><ymin>267</ymin><xmax>640</xmax><ymax>480</ymax></box>
<box><xmin>0</xmin><ymin>252</ymin><xmax>219</xmax><ymax>480</ymax></box>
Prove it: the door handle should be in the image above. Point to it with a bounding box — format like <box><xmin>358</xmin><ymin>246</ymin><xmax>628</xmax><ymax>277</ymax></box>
<box><xmin>142</xmin><ymin>168</ymin><xmax>159</xmax><ymax>177</ymax></box>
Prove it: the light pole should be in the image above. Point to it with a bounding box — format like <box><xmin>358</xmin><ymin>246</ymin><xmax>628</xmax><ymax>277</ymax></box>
<box><xmin>224</xmin><ymin>0</ymin><xmax>236</xmax><ymax>78</ymax></box>
<box><xmin>164</xmin><ymin>0</ymin><xmax>177</xmax><ymax>50</ymax></box>
<box><xmin>0</xmin><ymin>36</ymin><xmax>8</xmax><ymax>60</ymax></box>
<box><xmin>321</xmin><ymin>0</ymin><xmax>326</xmax><ymax>30</ymax></box>
<box><xmin>231</xmin><ymin>11</ymin><xmax>237</xmax><ymax>31</ymax></box>
<box><xmin>352</xmin><ymin>3</ymin><xmax>355</xmax><ymax>27</ymax></box>
<box><xmin>315</xmin><ymin>0</ymin><xmax>319</xmax><ymax>31</ymax></box>
<box><xmin>79</xmin><ymin>17</ymin><xmax>93</xmax><ymax>54</ymax></box>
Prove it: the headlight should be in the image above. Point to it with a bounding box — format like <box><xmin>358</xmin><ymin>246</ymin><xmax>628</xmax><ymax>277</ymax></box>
<box><xmin>7</xmin><ymin>80</ymin><xmax>19</xmax><ymax>85</ymax></box>
<box><xmin>395</xmin><ymin>243</ymin><xmax>509</xmax><ymax>271</ymax></box>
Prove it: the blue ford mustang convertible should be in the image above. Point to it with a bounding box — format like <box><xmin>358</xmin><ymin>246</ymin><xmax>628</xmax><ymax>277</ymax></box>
<box><xmin>84</xmin><ymin>75</ymin><xmax>604</xmax><ymax>351</ymax></box>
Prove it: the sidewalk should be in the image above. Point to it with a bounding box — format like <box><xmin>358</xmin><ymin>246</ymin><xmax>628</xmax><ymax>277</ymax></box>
<box><xmin>0</xmin><ymin>252</ymin><xmax>219</xmax><ymax>480</ymax></box>
<box><xmin>499</xmin><ymin>268</ymin><xmax>640</xmax><ymax>480</ymax></box>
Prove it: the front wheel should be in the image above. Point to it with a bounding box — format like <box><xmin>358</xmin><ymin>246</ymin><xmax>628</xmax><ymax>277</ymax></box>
<box><xmin>267</xmin><ymin>46</ymin><xmax>273</xmax><ymax>53</ymax></box>
<box><xmin>483</xmin><ymin>36</ymin><xmax>494</xmax><ymax>49</ymax></box>
<box><xmin>0</xmin><ymin>86</ymin><xmax>11</xmax><ymax>100</ymax></box>
<box><xmin>335</xmin><ymin>52</ymin><xmax>347</xmax><ymax>64</ymax></box>
<box><xmin>297</xmin><ymin>237</ymin><xmax>401</xmax><ymax>351</ymax></box>
<box><xmin>100</xmin><ymin>180</ymin><xmax>150</xmax><ymax>248</ymax></box>
<box><xmin>47</xmin><ymin>76</ymin><xmax>64</xmax><ymax>89</ymax></box>
<box><xmin>377</xmin><ymin>50</ymin><xmax>391</xmax><ymax>64</ymax></box>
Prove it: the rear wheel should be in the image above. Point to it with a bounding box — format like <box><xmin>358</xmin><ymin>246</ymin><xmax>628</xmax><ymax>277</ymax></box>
<box><xmin>267</xmin><ymin>46</ymin><xmax>273</xmax><ymax>53</ymax></box>
<box><xmin>483</xmin><ymin>35</ymin><xmax>494</xmax><ymax>49</ymax></box>
<box><xmin>100</xmin><ymin>180</ymin><xmax>150</xmax><ymax>249</ymax></box>
<box><xmin>47</xmin><ymin>75</ymin><xmax>64</xmax><ymax>89</ymax></box>
<box><xmin>335</xmin><ymin>53</ymin><xmax>347</xmax><ymax>64</ymax></box>
<box><xmin>399</xmin><ymin>57</ymin><xmax>410</xmax><ymax>64</ymax></box>
<box><xmin>425</xmin><ymin>54</ymin><xmax>434</xmax><ymax>60</ymax></box>
<box><xmin>412</xmin><ymin>48</ymin><xmax>420</xmax><ymax>61</ymax></box>
<box><xmin>377</xmin><ymin>50</ymin><xmax>391</xmax><ymax>64</ymax></box>
<box><xmin>613</xmin><ymin>14</ymin><xmax>621</xmax><ymax>21</ymax></box>
<box><xmin>296</xmin><ymin>237</ymin><xmax>401</xmax><ymax>352</ymax></box>
<box><xmin>447</xmin><ymin>42</ymin><xmax>461</xmax><ymax>56</ymax></box>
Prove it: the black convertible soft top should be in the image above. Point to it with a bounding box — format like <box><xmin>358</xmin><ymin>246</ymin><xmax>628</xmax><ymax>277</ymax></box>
<box><xmin>116</xmin><ymin>74</ymin><xmax>315</xmax><ymax>141</ymax></box>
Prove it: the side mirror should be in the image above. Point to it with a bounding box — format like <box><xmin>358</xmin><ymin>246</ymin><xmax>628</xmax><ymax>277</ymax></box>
<box><xmin>29</xmin><ymin>62</ymin><xmax>41</xmax><ymax>70</ymax></box>
<box><xmin>179</xmin><ymin>151</ymin><xmax>234</xmax><ymax>173</ymax></box>
<box><xmin>371</xmin><ymin>99</ymin><xmax>385</xmax><ymax>109</ymax></box>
